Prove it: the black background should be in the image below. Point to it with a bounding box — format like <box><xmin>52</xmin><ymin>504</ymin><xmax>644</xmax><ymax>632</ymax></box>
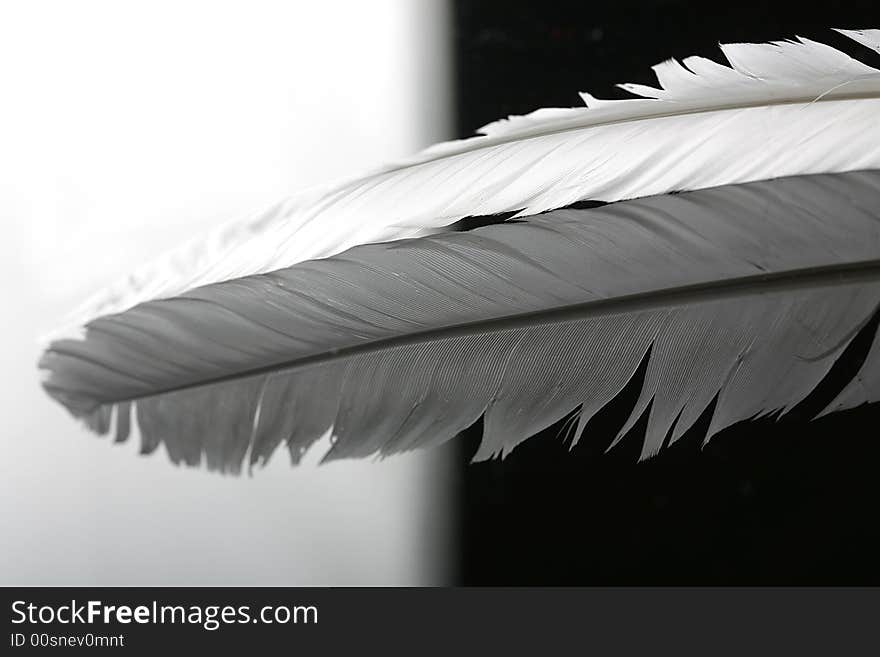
<box><xmin>453</xmin><ymin>1</ymin><xmax>880</xmax><ymax>585</ymax></box>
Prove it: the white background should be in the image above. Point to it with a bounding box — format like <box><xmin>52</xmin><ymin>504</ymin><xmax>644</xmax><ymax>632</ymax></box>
<box><xmin>0</xmin><ymin>0</ymin><xmax>454</xmax><ymax>585</ymax></box>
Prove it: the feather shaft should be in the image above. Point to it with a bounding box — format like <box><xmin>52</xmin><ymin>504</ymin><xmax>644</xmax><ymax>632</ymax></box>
<box><xmin>56</xmin><ymin>256</ymin><xmax>880</xmax><ymax>405</ymax></box>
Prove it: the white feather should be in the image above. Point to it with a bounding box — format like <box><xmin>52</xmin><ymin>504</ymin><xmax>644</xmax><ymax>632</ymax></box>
<box><xmin>837</xmin><ymin>28</ymin><xmax>880</xmax><ymax>54</ymax></box>
<box><xmin>53</xmin><ymin>29</ymin><xmax>880</xmax><ymax>339</ymax></box>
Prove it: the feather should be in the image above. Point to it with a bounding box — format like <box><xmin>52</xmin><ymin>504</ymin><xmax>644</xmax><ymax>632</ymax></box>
<box><xmin>40</xmin><ymin>171</ymin><xmax>880</xmax><ymax>472</ymax></box>
<box><xmin>52</xmin><ymin>28</ymin><xmax>880</xmax><ymax>339</ymax></box>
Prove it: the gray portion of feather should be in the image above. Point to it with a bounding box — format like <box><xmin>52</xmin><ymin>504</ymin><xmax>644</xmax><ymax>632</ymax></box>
<box><xmin>820</xmin><ymin>324</ymin><xmax>880</xmax><ymax>416</ymax></box>
<box><xmin>40</xmin><ymin>171</ymin><xmax>880</xmax><ymax>472</ymax></box>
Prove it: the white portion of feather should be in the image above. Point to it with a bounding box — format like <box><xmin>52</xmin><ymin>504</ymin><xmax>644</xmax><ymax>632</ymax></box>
<box><xmin>52</xmin><ymin>29</ymin><xmax>880</xmax><ymax>341</ymax></box>
<box><xmin>837</xmin><ymin>28</ymin><xmax>880</xmax><ymax>54</ymax></box>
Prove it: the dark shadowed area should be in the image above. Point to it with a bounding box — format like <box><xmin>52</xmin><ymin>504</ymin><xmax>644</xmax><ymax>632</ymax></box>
<box><xmin>453</xmin><ymin>0</ymin><xmax>880</xmax><ymax>585</ymax></box>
